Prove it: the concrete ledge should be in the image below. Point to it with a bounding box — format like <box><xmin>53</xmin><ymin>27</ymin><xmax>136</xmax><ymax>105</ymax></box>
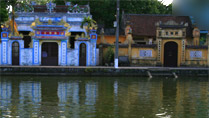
<box><xmin>0</xmin><ymin>66</ymin><xmax>208</xmax><ymax>77</ymax></box>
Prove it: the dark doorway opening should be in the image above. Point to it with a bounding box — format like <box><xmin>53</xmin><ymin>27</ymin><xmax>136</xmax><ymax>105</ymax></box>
<box><xmin>164</xmin><ymin>42</ymin><xmax>178</xmax><ymax>67</ymax></box>
<box><xmin>69</xmin><ymin>32</ymin><xmax>83</xmax><ymax>49</ymax></box>
<box><xmin>12</xmin><ymin>41</ymin><xmax>19</xmax><ymax>65</ymax></box>
<box><xmin>79</xmin><ymin>43</ymin><xmax>86</xmax><ymax>66</ymax></box>
<box><xmin>41</xmin><ymin>42</ymin><xmax>58</xmax><ymax>66</ymax></box>
<box><xmin>19</xmin><ymin>31</ymin><xmax>31</xmax><ymax>48</ymax></box>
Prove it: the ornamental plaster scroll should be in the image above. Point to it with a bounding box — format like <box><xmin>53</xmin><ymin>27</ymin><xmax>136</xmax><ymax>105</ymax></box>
<box><xmin>182</xmin><ymin>39</ymin><xmax>186</xmax><ymax>62</ymax></box>
<box><xmin>157</xmin><ymin>39</ymin><xmax>162</xmax><ymax>61</ymax></box>
<box><xmin>30</xmin><ymin>19</ymin><xmax>72</xmax><ymax>37</ymax></box>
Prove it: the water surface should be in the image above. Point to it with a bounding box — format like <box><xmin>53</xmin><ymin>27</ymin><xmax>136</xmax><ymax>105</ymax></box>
<box><xmin>0</xmin><ymin>76</ymin><xmax>208</xmax><ymax>118</ymax></box>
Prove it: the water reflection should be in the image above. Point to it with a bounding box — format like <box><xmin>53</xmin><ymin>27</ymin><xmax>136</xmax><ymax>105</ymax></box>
<box><xmin>0</xmin><ymin>81</ymin><xmax>12</xmax><ymax>117</ymax></box>
<box><xmin>0</xmin><ymin>76</ymin><xmax>208</xmax><ymax>118</ymax></box>
<box><xmin>58</xmin><ymin>81</ymin><xmax>80</xmax><ymax>117</ymax></box>
<box><xmin>19</xmin><ymin>81</ymin><xmax>41</xmax><ymax>117</ymax></box>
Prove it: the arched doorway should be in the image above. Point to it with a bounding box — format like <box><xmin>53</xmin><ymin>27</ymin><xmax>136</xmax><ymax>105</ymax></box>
<box><xmin>164</xmin><ymin>42</ymin><xmax>178</xmax><ymax>67</ymax></box>
<box><xmin>41</xmin><ymin>42</ymin><xmax>58</xmax><ymax>66</ymax></box>
<box><xmin>12</xmin><ymin>41</ymin><xmax>19</xmax><ymax>65</ymax></box>
<box><xmin>79</xmin><ymin>43</ymin><xmax>86</xmax><ymax>66</ymax></box>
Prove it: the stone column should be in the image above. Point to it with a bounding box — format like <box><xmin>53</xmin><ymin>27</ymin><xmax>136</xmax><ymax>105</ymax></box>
<box><xmin>61</xmin><ymin>41</ymin><xmax>67</xmax><ymax>66</ymax></box>
<box><xmin>181</xmin><ymin>39</ymin><xmax>186</xmax><ymax>66</ymax></box>
<box><xmin>157</xmin><ymin>38</ymin><xmax>162</xmax><ymax>66</ymax></box>
<box><xmin>1</xmin><ymin>31</ymin><xmax>9</xmax><ymax>65</ymax></box>
<box><xmin>33</xmin><ymin>39</ymin><xmax>40</xmax><ymax>65</ymax></box>
<box><xmin>128</xmin><ymin>34</ymin><xmax>132</xmax><ymax>64</ymax></box>
<box><xmin>207</xmin><ymin>33</ymin><xmax>209</xmax><ymax>67</ymax></box>
<box><xmin>1</xmin><ymin>40</ymin><xmax>8</xmax><ymax>65</ymax></box>
<box><xmin>99</xmin><ymin>45</ymin><xmax>103</xmax><ymax>66</ymax></box>
<box><xmin>90</xmin><ymin>30</ymin><xmax>98</xmax><ymax>66</ymax></box>
<box><xmin>192</xmin><ymin>27</ymin><xmax>200</xmax><ymax>46</ymax></box>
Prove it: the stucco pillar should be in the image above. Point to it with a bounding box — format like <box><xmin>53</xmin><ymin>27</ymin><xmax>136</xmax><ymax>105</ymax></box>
<box><xmin>1</xmin><ymin>31</ymin><xmax>9</xmax><ymax>65</ymax></box>
<box><xmin>61</xmin><ymin>41</ymin><xmax>67</xmax><ymax>66</ymax></box>
<box><xmin>90</xmin><ymin>30</ymin><xmax>98</xmax><ymax>66</ymax></box>
<box><xmin>207</xmin><ymin>33</ymin><xmax>209</xmax><ymax>67</ymax></box>
<box><xmin>128</xmin><ymin>36</ymin><xmax>132</xmax><ymax>64</ymax></box>
<box><xmin>192</xmin><ymin>27</ymin><xmax>200</xmax><ymax>46</ymax></box>
<box><xmin>157</xmin><ymin>38</ymin><xmax>162</xmax><ymax>66</ymax></box>
<box><xmin>181</xmin><ymin>39</ymin><xmax>186</xmax><ymax>66</ymax></box>
<box><xmin>33</xmin><ymin>39</ymin><xmax>40</xmax><ymax>65</ymax></box>
<box><xmin>99</xmin><ymin>45</ymin><xmax>103</xmax><ymax>66</ymax></box>
<box><xmin>100</xmin><ymin>28</ymin><xmax>107</xmax><ymax>44</ymax></box>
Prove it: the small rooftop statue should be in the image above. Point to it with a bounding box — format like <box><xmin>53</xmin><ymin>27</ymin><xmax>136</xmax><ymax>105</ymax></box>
<box><xmin>31</xmin><ymin>1</ymin><xmax>36</xmax><ymax>6</ymax></box>
<box><xmin>65</xmin><ymin>2</ymin><xmax>71</xmax><ymax>6</ymax></box>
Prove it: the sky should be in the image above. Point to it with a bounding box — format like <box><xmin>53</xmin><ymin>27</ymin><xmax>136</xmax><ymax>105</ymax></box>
<box><xmin>159</xmin><ymin>0</ymin><xmax>173</xmax><ymax>6</ymax></box>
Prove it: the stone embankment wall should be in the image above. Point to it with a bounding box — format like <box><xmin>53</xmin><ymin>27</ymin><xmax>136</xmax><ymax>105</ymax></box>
<box><xmin>0</xmin><ymin>66</ymin><xmax>208</xmax><ymax>77</ymax></box>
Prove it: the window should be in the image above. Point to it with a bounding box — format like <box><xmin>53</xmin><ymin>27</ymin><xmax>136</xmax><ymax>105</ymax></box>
<box><xmin>166</xmin><ymin>32</ymin><xmax>169</xmax><ymax>35</ymax></box>
<box><xmin>170</xmin><ymin>32</ymin><xmax>173</xmax><ymax>35</ymax></box>
<box><xmin>159</xmin><ymin>31</ymin><xmax>162</xmax><ymax>36</ymax></box>
<box><xmin>183</xmin><ymin>32</ymin><xmax>186</xmax><ymax>36</ymax></box>
<box><xmin>175</xmin><ymin>32</ymin><xmax>178</xmax><ymax>35</ymax></box>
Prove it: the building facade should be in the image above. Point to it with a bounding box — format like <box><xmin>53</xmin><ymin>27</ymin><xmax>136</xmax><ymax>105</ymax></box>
<box><xmin>97</xmin><ymin>14</ymin><xmax>209</xmax><ymax>67</ymax></box>
<box><xmin>0</xmin><ymin>2</ymin><xmax>98</xmax><ymax>66</ymax></box>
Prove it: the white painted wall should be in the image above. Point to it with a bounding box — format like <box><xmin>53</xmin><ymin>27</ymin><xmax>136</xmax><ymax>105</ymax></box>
<box><xmin>96</xmin><ymin>49</ymin><xmax>99</xmax><ymax>66</ymax></box>
<box><xmin>0</xmin><ymin>43</ymin><xmax>1</xmax><ymax>65</ymax></box>
<box><xmin>20</xmin><ymin>48</ymin><xmax>33</xmax><ymax>66</ymax></box>
<box><xmin>67</xmin><ymin>49</ymin><xmax>79</xmax><ymax>66</ymax></box>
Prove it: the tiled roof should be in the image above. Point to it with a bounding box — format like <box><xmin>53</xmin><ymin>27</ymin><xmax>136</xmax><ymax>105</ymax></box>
<box><xmin>123</xmin><ymin>14</ymin><xmax>193</xmax><ymax>37</ymax></box>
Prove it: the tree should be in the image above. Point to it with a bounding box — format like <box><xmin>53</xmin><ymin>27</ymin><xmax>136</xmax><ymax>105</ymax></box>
<box><xmin>0</xmin><ymin>0</ymin><xmax>17</xmax><ymax>37</ymax></box>
<box><xmin>66</xmin><ymin>0</ymin><xmax>172</xmax><ymax>28</ymax></box>
<box><xmin>0</xmin><ymin>1</ymin><xmax>8</xmax><ymax>24</ymax></box>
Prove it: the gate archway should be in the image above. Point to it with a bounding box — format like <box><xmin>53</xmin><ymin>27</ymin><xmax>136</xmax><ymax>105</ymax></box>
<box><xmin>41</xmin><ymin>42</ymin><xmax>58</xmax><ymax>66</ymax></box>
<box><xmin>79</xmin><ymin>43</ymin><xmax>87</xmax><ymax>66</ymax></box>
<box><xmin>164</xmin><ymin>41</ymin><xmax>178</xmax><ymax>67</ymax></box>
<box><xmin>12</xmin><ymin>41</ymin><xmax>19</xmax><ymax>65</ymax></box>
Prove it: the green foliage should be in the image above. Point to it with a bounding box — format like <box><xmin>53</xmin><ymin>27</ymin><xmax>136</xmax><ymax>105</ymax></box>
<box><xmin>67</xmin><ymin>0</ymin><xmax>172</xmax><ymax>28</ymax></box>
<box><xmin>0</xmin><ymin>1</ymin><xmax>8</xmax><ymax>24</ymax></box>
<box><xmin>200</xmin><ymin>37</ymin><xmax>206</xmax><ymax>45</ymax></box>
<box><xmin>104</xmin><ymin>46</ymin><xmax>114</xmax><ymax>65</ymax></box>
<box><xmin>0</xmin><ymin>0</ymin><xmax>172</xmax><ymax>29</ymax></box>
<box><xmin>80</xmin><ymin>16</ymin><xmax>96</xmax><ymax>28</ymax></box>
<box><xmin>30</xmin><ymin>0</ymin><xmax>51</xmax><ymax>5</ymax></box>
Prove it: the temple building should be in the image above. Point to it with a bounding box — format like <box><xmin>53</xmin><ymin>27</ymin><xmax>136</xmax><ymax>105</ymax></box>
<box><xmin>0</xmin><ymin>2</ymin><xmax>208</xmax><ymax>67</ymax></box>
<box><xmin>0</xmin><ymin>2</ymin><xmax>98</xmax><ymax>66</ymax></box>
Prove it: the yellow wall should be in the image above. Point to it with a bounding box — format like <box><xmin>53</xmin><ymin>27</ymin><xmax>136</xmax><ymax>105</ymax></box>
<box><xmin>185</xmin><ymin>48</ymin><xmax>208</xmax><ymax>66</ymax></box>
<box><xmin>131</xmin><ymin>47</ymin><xmax>157</xmax><ymax>58</ymax></box>
<box><xmin>131</xmin><ymin>47</ymin><xmax>157</xmax><ymax>66</ymax></box>
<box><xmin>102</xmin><ymin>46</ymin><xmax>157</xmax><ymax>66</ymax></box>
<box><xmin>97</xmin><ymin>35</ymin><xmax>126</xmax><ymax>44</ymax></box>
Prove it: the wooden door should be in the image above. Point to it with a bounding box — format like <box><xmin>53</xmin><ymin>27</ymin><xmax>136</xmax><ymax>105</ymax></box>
<box><xmin>79</xmin><ymin>43</ymin><xmax>86</xmax><ymax>66</ymax></box>
<box><xmin>12</xmin><ymin>41</ymin><xmax>19</xmax><ymax>65</ymax></box>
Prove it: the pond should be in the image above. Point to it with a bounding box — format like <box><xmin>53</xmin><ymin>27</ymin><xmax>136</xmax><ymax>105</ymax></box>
<box><xmin>0</xmin><ymin>76</ymin><xmax>208</xmax><ymax>118</ymax></box>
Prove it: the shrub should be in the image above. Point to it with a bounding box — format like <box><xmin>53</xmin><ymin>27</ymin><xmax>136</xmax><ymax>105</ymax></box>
<box><xmin>103</xmin><ymin>46</ymin><xmax>114</xmax><ymax>65</ymax></box>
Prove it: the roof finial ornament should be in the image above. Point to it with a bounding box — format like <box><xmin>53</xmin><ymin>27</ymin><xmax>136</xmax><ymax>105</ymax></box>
<box><xmin>46</xmin><ymin>0</ymin><xmax>56</xmax><ymax>13</ymax></box>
